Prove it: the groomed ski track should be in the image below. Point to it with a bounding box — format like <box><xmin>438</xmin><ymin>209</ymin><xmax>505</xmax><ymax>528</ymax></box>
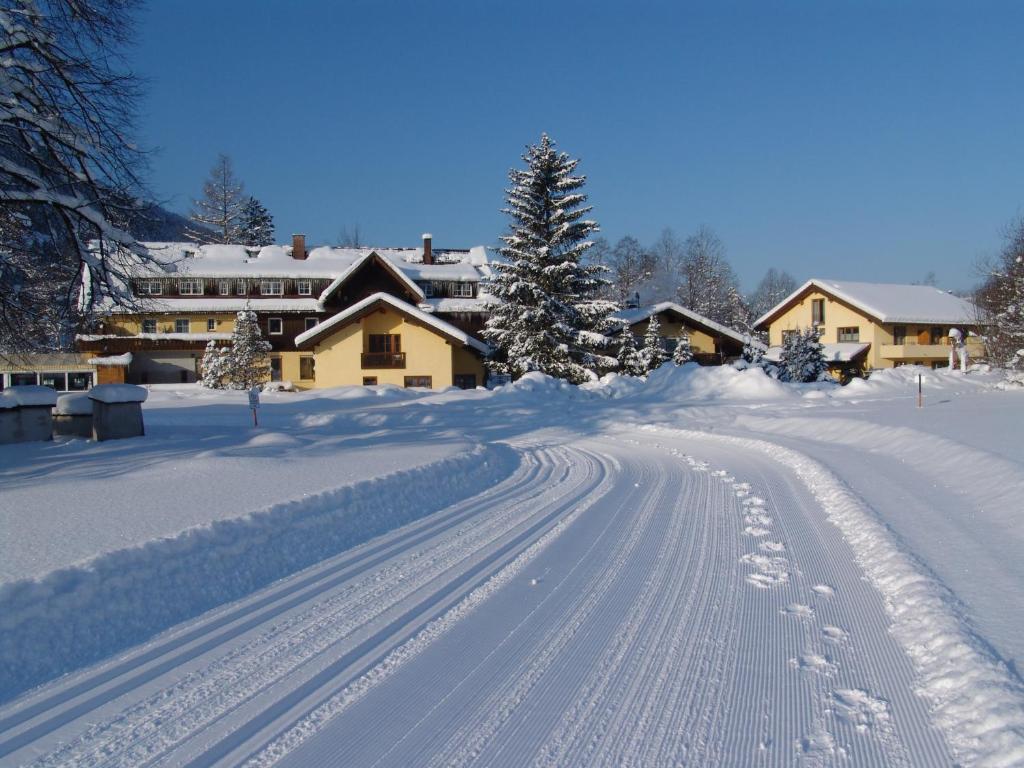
<box><xmin>0</xmin><ymin>432</ymin><xmax>959</xmax><ymax>766</ymax></box>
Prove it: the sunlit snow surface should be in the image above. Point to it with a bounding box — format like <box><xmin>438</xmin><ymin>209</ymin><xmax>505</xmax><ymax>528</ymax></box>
<box><xmin>1</xmin><ymin>364</ymin><xmax>1022</xmax><ymax>766</ymax></box>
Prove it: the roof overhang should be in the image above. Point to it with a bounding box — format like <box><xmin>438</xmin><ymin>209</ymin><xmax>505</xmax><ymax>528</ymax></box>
<box><xmin>317</xmin><ymin>251</ymin><xmax>426</xmax><ymax>304</ymax></box>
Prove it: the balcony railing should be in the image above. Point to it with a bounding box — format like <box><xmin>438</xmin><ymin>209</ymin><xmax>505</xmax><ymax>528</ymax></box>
<box><xmin>361</xmin><ymin>352</ymin><xmax>406</xmax><ymax>369</ymax></box>
<box><xmin>880</xmin><ymin>339</ymin><xmax>985</xmax><ymax>360</ymax></box>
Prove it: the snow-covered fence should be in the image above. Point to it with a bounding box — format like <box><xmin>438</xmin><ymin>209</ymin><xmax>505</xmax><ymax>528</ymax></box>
<box><xmin>0</xmin><ymin>442</ymin><xmax>518</xmax><ymax>703</ymax></box>
<box><xmin>0</xmin><ymin>386</ymin><xmax>59</xmax><ymax>444</ymax></box>
<box><xmin>89</xmin><ymin>384</ymin><xmax>148</xmax><ymax>441</ymax></box>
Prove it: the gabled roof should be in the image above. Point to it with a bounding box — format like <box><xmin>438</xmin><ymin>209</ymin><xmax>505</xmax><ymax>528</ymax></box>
<box><xmin>295</xmin><ymin>292</ymin><xmax>489</xmax><ymax>354</ymax></box>
<box><xmin>612</xmin><ymin>302</ymin><xmax>753</xmax><ymax>347</ymax></box>
<box><xmin>317</xmin><ymin>251</ymin><xmax>426</xmax><ymax>304</ymax></box>
<box><xmin>755</xmin><ymin>279</ymin><xmax>978</xmax><ymax>328</ymax></box>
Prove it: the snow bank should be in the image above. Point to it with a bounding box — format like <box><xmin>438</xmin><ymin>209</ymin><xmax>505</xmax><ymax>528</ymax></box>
<box><xmin>642</xmin><ymin>424</ymin><xmax>1024</xmax><ymax>766</ymax></box>
<box><xmin>88</xmin><ymin>383</ymin><xmax>148</xmax><ymax>404</ymax></box>
<box><xmin>4</xmin><ymin>385</ymin><xmax>58</xmax><ymax>407</ymax></box>
<box><xmin>0</xmin><ymin>442</ymin><xmax>517</xmax><ymax>703</ymax></box>
<box><xmin>55</xmin><ymin>393</ymin><xmax>93</xmax><ymax>416</ymax></box>
<box><xmin>590</xmin><ymin>363</ymin><xmax>806</xmax><ymax>403</ymax></box>
<box><xmin>835</xmin><ymin>365</ymin><xmax>999</xmax><ymax>399</ymax></box>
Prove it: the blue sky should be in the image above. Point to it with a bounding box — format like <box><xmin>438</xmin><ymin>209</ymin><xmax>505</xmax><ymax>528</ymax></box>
<box><xmin>130</xmin><ymin>1</ymin><xmax>1023</xmax><ymax>291</ymax></box>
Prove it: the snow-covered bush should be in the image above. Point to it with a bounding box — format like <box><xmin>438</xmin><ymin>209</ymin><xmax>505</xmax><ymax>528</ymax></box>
<box><xmin>778</xmin><ymin>327</ymin><xmax>828</xmax><ymax>382</ymax></box>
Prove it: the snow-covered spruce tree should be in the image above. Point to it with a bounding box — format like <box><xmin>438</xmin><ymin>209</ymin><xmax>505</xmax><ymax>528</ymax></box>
<box><xmin>238</xmin><ymin>197</ymin><xmax>275</xmax><ymax>248</ymax></box>
<box><xmin>616</xmin><ymin>330</ymin><xmax>643</xmax><ymax>376</ymax></box>
<box><xmin>483</xmin><ymin>134</ymin><xmax>618</xmax><ymax>384</ymax></box>
<box><xmin>188</xmin><ymin>154</ymin><xmax>245</xmax><ymax>244</ymax></box>
<box><xmin>672</xmin><ymin>333</ymin><xmax>694</xmax><ymax>365</ymax></box>
<box><xmin>639</xmin><ymin>315</ymin><xmax>668</xmax><ymax>373</ymax></box>
<box><xmin>779</xmin><ymin>327</ymin><xmax>828</xmax><ymax>383</ymax></box>
<box><xmin>200</xmin><ymin>340</ymin><xmax>231</xmax><ymax>389</ymax></box>
<box><xmin>222</xmin><ymin>310</ymin><xmax>271</xmax><ymax>389</ymax></box>
<box><xmin>741</xmin><ymin>333</ymin><xmax>765</xmax><ymax>366</ymax></box>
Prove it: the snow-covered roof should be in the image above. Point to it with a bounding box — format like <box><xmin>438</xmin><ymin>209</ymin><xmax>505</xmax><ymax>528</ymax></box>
<box><xmin>755</xmin><ymin>279</ymin><xmax>978</xmax><ymax>328</ymax></box>
<box><xmin>88</xmin><ymin>352</ymin><xmax>133</xmax><ymax>367</ymax></box>
<box><xmin>613</xmin><ymin>302</ymin><xmax>751</xmax><ymax>346</ymax></box>
<box><xmin>89</xmin><ymin>383</ymin><xmax>148</xmax><ymax>404</ymax></box>
<box><xmin>295</xmin><ymin>292</ymin><xmax>489</xmax><ymax>354</ymax></box>
<box><xmin>3</xmin><ymin>385</ymin><xmax>59</xmax><ymax>407</ymax></box>
<box><xmin>78</xmin><ymin>333</ymin><xmax>232</xmax><ymax>342</ymax></box>
<box><xmin>764</xmin><ymin>342</ymin><xmax>870</xmax><ymax>363</ymax></box>
<box><xmin>317</xmin><ymin>252</ymin><xmax>426</xmax><ymax>304</ymax></box>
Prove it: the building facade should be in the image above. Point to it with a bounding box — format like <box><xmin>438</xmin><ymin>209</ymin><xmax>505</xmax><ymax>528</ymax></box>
<box><xmin>613</xmin><ymin>302</ymin><xmax>752</xmax><ymax>364</ymax></box>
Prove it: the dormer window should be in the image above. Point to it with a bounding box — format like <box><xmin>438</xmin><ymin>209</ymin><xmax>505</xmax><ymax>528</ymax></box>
<box><xmin>138</xmin><ymin>281</ymin><xmax>162</xmax><ymax>296</ymax></box>
<box><xmin>260</xmin><ymin>280</ymin><xmax>283</xmax><ymax>296</ymax></box>
<box><xmin>236</xmin><ymin>280</ymin><xmax>247</xmax><ymax>296</ymax></box>
<box><xmin>296</xmin><ymin>280</ymin><xmax>312</xmax><ymax>296</ymax></box>
<box><xmin>218</xmin><ymin>280</ymin><xmax>231</xmax><ymax>296</ymax></box>
<box><xmin>450</xmin><ymin>282</ymin><xmax>474</xmax><ymax>298</ymax></box>
<box><xmin>421</xmin><ymin>282</ymin><xmax>435</xmax><ymax>298</ymax></box>
<box><xmin>179</xmin><ymin>279</ymin><xmax>204</xmax><ymax>296</ymax></box>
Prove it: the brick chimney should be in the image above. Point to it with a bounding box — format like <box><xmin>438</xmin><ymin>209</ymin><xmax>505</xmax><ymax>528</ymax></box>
<box><xmin>292</xmin><ymin>233</ymin><xmax>307</xmax><ymax>260</ymax></box>
<box><xmin>422</xmin><ymin>233</ymin><xmax>433</xmax><ymax>265</ymax></box>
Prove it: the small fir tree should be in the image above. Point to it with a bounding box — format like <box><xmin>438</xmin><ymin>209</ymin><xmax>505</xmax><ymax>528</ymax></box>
<box><xmin>672</xmin><ymin>333</ymin><xmax>694</xmax><ymax>365</ymax></box>
<box><xmin>639</xmin><ymin>315</ymin><xmax>668</xmax><ymax>373</ymax></box>
<box><xmin>741</xmin><ymin>334</ymin><xmax>764</xmax><ymax>366</ymax></box>
<box><xmin>483</xmin><ymin>134</ymin><xmax>618</xmax><ymax>383</ymax></box>
<box><xmin>617</xmin><ymin>330</ymin><xmax>643</xmax><ymax>376</ymax></box>
<box><xmin>779</xmin><ymin>327</ymin><xmax>828</xmax><ymax>382</ymax></box>
<box><xmin>238</xmin><ymin>196</ymin><xmax>275</xmax><ymax>247</ymax></box>
<box><xmin>224</xmin><ymin>309</ymin><xmax>272</xmax><ymax>389</ymax></box>
<box><xmin>200</xmin><ymin>340</ymin><xmax>231</xmax><ymax>388</ymax></box>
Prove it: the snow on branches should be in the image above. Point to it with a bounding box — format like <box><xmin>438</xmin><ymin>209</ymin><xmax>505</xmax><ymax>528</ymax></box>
<box><xmin>483</xmin><ymin>134</ymin><xmax>618</xmax><ymax>384</ymax></box>
<box><xmin>200</xmin><ymin>310</ymin><xmax>272</xmax><ymax>389</ymax></box>
<box><xmin>778</xmin><ymin>327</ymin><xmax>828</xmax><ymax>383</ymax></box>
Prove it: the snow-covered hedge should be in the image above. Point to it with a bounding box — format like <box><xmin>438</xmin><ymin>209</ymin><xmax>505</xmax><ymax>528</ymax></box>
<box><xmin>0</xmin><ymin>442</ymin><xmax>517</xmax><ymax>702</ymax></box>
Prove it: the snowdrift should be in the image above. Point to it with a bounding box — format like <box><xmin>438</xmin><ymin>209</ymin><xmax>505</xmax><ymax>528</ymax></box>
<box><xmin>0</xmin><ymin>442</ymin><xmax>517</xmax><ymax>703</ymax></box>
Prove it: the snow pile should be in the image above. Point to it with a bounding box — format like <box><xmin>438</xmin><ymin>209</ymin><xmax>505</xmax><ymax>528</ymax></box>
<box><xmin>88</xmin><ymin>383</ymin><xmax>148</xmax><ymax>404</ymax></box>
<box><xmin>493</xmin><ymin>371</ymin><xmax>583</xmax><ymax>396</ymax></box>
<box><xmin>55</xmin><ymin>393</ymin><xmax>93</xmax><ymax>416</ymax></box>
<box><xmin>640</xmin><ymin>363</ymin><xmax>803</xmax><ymax>402</ymax></box>
<box><xmin>3</xmin><ymin>385</ymin><xmax>58</xmax><ymax>407</ymax></box>
<box><xmin>834</xmin><ymin>365</ymin><xmax>999</xmax><ymax>399</ymax></box>
<box><xmin>0</xmin><ymin>442</ymin><xmax>517</xmax><ymax>702</ymax></box>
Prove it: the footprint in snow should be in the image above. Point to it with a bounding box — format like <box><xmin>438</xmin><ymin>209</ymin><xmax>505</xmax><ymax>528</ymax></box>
<box><xmin>830</xmin><ymin>689</ymin><xmax>891</xmax><ymax>733</ymax></box>
<box><xmin>780</xmin><ymin>603</ymin><xmax>814</xmax><ymax>619</ymax></box>
<box><xmin>743</xmin><ymin>526</ymin><xmax>771</xmax><ymax>538</ymax></box>
<box><xmin>744</xmin><ymin>513</ymin><xmax>772</xmax><ymax>526</ymax></box>
<box><xmin>821</xmin><ymin>626</ymin><xmax>848</xmax><ymax>643</ymax></box>
<box><xmin>789</xmin><ymin>652</ymin><xmax>837</xmax><ymax>676</ymax></box>
<box><xmin>742</xmin><ymin>496</ymin><xmax>766</xmax><ymax>507</ymax></box>
<box><xmin>760</xmin><ymin>541</ymin><xmax>786</xmax><ymax>553</ymax></box>
<box><xmin>811</xmin><ymin>584</ymin><xmax>835</xmax><ymax>598</ymax></box>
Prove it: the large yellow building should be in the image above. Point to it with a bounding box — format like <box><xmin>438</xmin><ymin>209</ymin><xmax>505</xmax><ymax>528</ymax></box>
<box><xmin>755</xmin><ymin>279</ymin><xmax>983</xmax><ymax>376</ymax></box>
<box><xmin>76</xmin><ymin>234</ymin><xmax>493</xmax><ymax>390</ymax></box>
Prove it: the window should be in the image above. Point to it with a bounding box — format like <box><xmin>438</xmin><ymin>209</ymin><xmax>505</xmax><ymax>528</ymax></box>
<box><xmin>837</xmin><ymin>326</ymin><xmax>860</xmax><ymax>343</ymax></box>
<box><xmin>270</xmin><ymin>357</ymin><xmax>282</xmax><ymax>382</ymax></box>
<box><xmin>175</xmin><ymin>318</ymin><xmax>189</xmax><ymax>334</ymax></box>
<box><xmin>368</xmin><ymin>334</ymin><xmax>401</xmax><ymax>353</ymax></box>
<box><xmin>260</xmin><ymin>280</ymin><xmax>283</xmax><ymax>296</ymax></box>
<box><xmin>930</xmin><ymin>326</ymin><xmax>943</xmax><ymax>345</ymax></box>
<box><xmin>179</xmin><ymin>279</ymin><xmax>203</xmax><ymax>295</ymax></box>
<box><xmin>781</xmin><ymin>329</ymin><xmax>798</xmax><ymax>344</ymax></box>
<box><xmin>450</xmin><ymin>282</ymin><xmax>474</xmax><ymax>298</ymax></box>
<box><xmin>207</xmin><ymin>318</ymin><xmax>217</xmax><ymax>332</ymax></box>
<box><xmin>67</xmin><ymin>372</ymin><xmax>92</xmax><ymax>391</ymax></box>
<box><xmin>218</xmin><ymin>280</ymin><xmax>231</xmax><ymax>296</ymax></box>
<box><xmin>296</xmin><ymin>280</ymin><xmax>312</xmax><ymax>296</ymax></box>
<box><xmin>811</xmin><ymin>298</ymin><xmax>825</xmax><ymax>325</ymax></box>
<box><xmin>142</xmin><ymin>319</ymin><xmax>157</xmax><ymax>334</ymax></box>
<box><xmin>11</xmin><ymin>372</ymin><xmax>38</xmax><ymax>386</ymax></box>
<box><xmin>304</xmin><ymin>317</ymin><xmax>318</xmax><ymax>331</ymax></box>
<box><xmin>892</xmin><ymin>325</ymin><xmax>907</xmax><ymax>345</ymax></box>
<box><xmin>299</xmin><ymin>357</ymin><xmax>315</xmax><ymax>380</ymax></box>
<box><xmin>362</xmin><ymin>376</ymin><xmax>378</xmax><ymax>386</ymax></box>
<box><xmin>268</xmin><ymin>317</ymin><xmax>283</xmax><ymax>335</ymax></box>
<box><xmin>138</xmin><ymin>280</ymin><xmax>162</xmax><ymax>295</ymax></box>
<box><xmin>421</xmin><ymin>282</ymin><xmax>435</xmax><ymax>298</ymax></box>
<box><xmin>404</xmin><ymin>376</ymin><xmax>432</xmax><ymax>388</ymax></box>
<box><xmin>236</xmin><ymin>280</ymin><xmax>247</xmax><ymax>296</ymax></box>
<box><xmin>454</xmin><ymin>374</ymin><xmax>477</xmax><ymax>390</ymax></box>
<box><xmin>40</xmin><ymin>372</ymin><xmax>67</xmax><ymax>391</ymax></box>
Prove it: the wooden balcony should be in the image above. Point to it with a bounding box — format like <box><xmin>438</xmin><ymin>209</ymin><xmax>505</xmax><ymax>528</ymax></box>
<box><xmin>361</xmin><ymin>352</ymin><xmax>406</xmax><ymax>369</ymax></box>
<box><xmin>880</xmin><ymin>338</ymin><xmax>985</xmax><ymax>360</ymax></box>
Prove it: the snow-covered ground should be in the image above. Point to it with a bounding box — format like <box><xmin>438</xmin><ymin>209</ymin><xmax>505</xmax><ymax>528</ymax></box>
<box><xmin>1</xmin><ymin>365</ymin><xmax>1022</xmax><ymax>766</ymax></box>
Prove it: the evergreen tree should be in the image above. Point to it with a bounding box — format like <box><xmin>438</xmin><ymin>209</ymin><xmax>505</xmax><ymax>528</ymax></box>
<box><xmin>741</xmin><ymin>334</ymin><xmax>764</xmax><ymax>366</ymax></box>
<box><xmin>672</xmin><ymin>333</ymin><xmax>694</xmax><ymax>365</ymax></box>
<box><xmin>639</xmin><ymin>315</ymin><xmax>669</xmax><ymax>373</ymax></box>
<box><xmin>616</xmin><ymin>329</ymin><xmax>643</xmax><ymax>376</ymax></box>
<box><xmin>779</xmin><ymin>327</ymin><xmax>828</xmax><ymax>382</ymax></box>
<box><xmin>483</xmin><ymin>134</ymin><xmax>618</xmax><ymax>383</ymax></box>
<box><xmin>200</xmin><ymin>340</ymin><xmax>231</xmax><ymax>388</ymax></box>
<box><xmin>224</xmin><ymin>309</ymin><xmax>272</xmax><ymax>389</ymax></box>
<box><xmin>188</xmin><ymin>154</ymin><xmax>245</xmax><ymax>244</ymax></box>
<box><xmin>237</xmin><ymin>197</ymin><xmax>275</xmax><ymax>247</ymax></box>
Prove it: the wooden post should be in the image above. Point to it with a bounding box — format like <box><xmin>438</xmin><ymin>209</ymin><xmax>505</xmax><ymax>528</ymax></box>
<box><xmin>917</xmin><ymin>374</ymin><xmax>922</xmax><ymax>408</ymax></box>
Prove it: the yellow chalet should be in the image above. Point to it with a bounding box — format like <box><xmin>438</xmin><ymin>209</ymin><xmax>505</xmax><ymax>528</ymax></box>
<box><xmin>613</xmin><ymin>302</ymin><xmax>752</xmax><ymax>364</ymax></box>
<box><xmin>77</xmin><ymin>234</ymin><xmax>493</xmax><ymax>390</ymax></box>
<box><xmin>754</xmin><ymin>279</ymin><xmax>983</xmax><ymax>376</ymax></box>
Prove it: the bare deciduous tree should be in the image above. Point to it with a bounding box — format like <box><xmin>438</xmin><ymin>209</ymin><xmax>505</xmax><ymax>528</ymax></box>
<box><xmin>975</xmin><ymin>218</ymin><xmax>1024</xmax><ymax>373</ymax></box>
<box><xmin>188</xmin><ymin>154</ymin><xmax>245</xmax><ymax>244</ymax></box>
